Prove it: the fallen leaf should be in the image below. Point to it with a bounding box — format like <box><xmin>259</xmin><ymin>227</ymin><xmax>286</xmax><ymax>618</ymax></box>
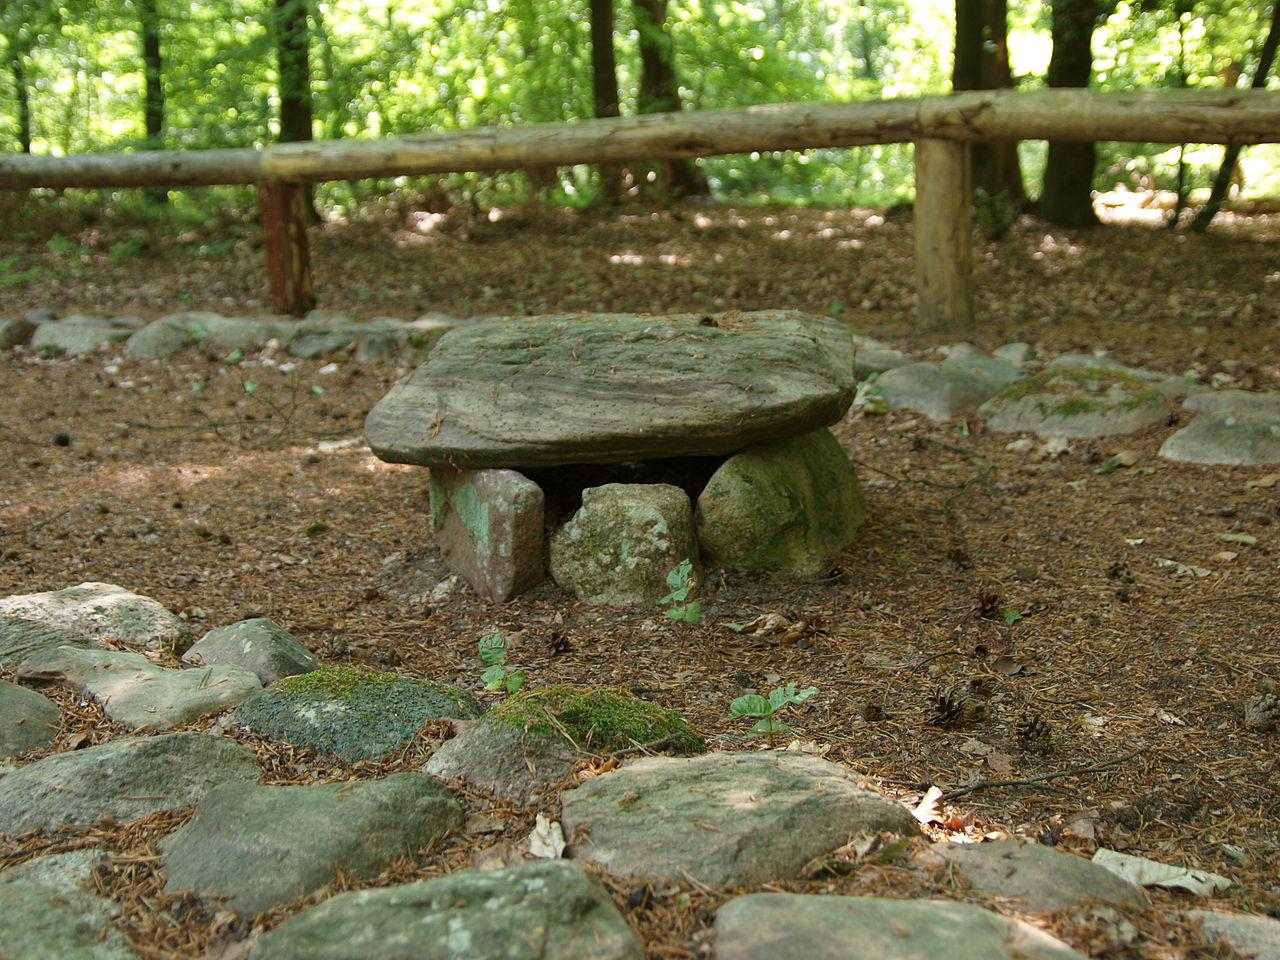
<box><xmin>1244</xmin><ymin>473</ymin><xmax>1280</xmax><ymax>489</ymax></box>
<box><xmin>992</xmin><ymin>655</ymin><xmax>1024</xmax><ymax>676</ymax></box>
<box><xmin>1092</xmin><ymin>848</ymin><xmax>1232</xmax><ymax>894</ymax></box>
<box><xmin>911</xmin><ymin>786</ymin><xmax>944</xmax><ymax>824</ymax></box>
<box><xmin>984</xmin><ymin>751</ymin><xmax>1015</xmax><ymax>775</ymax></box>
<box><xmin>1152</xmin><ymin>708</ymin><xmax>1187</xmax><ymax>726</ymax></box>
<box><xmin>472</xmin><ymin>839</ymin><xmax>522</xmax><ymax>871</ymax></box>
<box><xmin>523</xmin><ymin>813</ymin><xmax>566</xmax><ymax>860</ymax></box>
<box><xmin>1216</xmin><ymin>532</ymin><xmax>1257</xmax><ymax>545</ymax></box>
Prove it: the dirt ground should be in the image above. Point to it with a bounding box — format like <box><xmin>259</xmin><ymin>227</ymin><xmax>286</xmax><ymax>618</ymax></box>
<box><xmin>1</xmin><ymin>202</ymin><xmax>1278</xmax><ymax>958</ymax></box>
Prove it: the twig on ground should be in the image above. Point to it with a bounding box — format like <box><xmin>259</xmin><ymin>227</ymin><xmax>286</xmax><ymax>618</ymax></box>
<box><xmin>940</xmin><ymin>747</ymin><xmax>1147</xmax><ymax>800</ymax></box>
<box><xmin>0</xmin><ymin>507</ymin><xmax>73</xmax><ymax>537</ymax></box>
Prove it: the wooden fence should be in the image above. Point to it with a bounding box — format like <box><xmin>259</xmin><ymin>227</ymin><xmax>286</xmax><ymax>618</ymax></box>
<box><xmin>2</xmin><ymin>88</ymin><xmax>1278</xmax><ymax>323</ymax></box>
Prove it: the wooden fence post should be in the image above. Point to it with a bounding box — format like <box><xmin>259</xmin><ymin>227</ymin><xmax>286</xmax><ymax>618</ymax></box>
<box><xmin>255</xmin><ymin>181</ymin><xmax>315</xmax><ymax>316</ymax></box>
<box><xmin>913</xmin><ymin>138</ymin><xmax>973</xmax><ymax>331</ymax></box>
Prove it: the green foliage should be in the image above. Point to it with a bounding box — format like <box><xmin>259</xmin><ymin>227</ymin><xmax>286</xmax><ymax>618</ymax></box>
<box><xmin>729</xmin><ymin>682</ymin><xmax>819</xmax><ymax>739</ymax></box>
<box><xmin>661</xmin><ymin>559</ymin><xmax>701</xmax><ymax>623</ymax></box>
<box><xmin>479</xmin><ymin>632</ymin><xmax>525</xmax><ymax>695</ymax></box>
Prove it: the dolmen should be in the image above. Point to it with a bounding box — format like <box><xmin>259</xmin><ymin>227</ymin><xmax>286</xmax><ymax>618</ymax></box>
<box><xmin>364</xmin><ymin>311</ymin><xmax>867</xmax><ymax>603</ymax></box>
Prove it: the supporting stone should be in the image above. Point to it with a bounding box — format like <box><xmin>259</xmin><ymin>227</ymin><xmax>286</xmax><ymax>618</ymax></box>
<box><xmin>255</xmin><ymin>181</ymin><xmax>316</xmax><ymax>317</ymax></box>
<box><xmin>913</xmin><ymin>138</ymin><xmax>973</xmax><ymax>331</ymax></box>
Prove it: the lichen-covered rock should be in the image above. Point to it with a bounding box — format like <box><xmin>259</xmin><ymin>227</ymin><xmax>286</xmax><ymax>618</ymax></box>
<box><xmin>182</xmin><ymin>618</ymin><xmax>319</xmax><ymax>685</ymax></box>
<box><xmin>233</xmin><ymin>665</ymin><xmax>484</xmax><ymax>762</ymax></box>
<box><xmin>696</xmin><ymin>428</ymin><xmax>866</xmax><ymax>580</ymax></box>
<box><xmin>0</xmin><ymin>678</ymin><xmax>61</xmax><ymax>756</ymax></box>
<box><xmin>549</xmin><ymin>483</ymin><xmax>698</xmax><ymax>606</ymax></box>
<box><xmin>0</xmin><ymin>616</ymin><xmax>96</xmax><ymax>669</ymax></box>
<box><xmin>979</xmin><ymin>367</ymin><xmax>1171</xmax><ymax>438</ymax></box>
<box><xmin>876</xmin><ymin>356</ymin><xmax>1024</xmax><ymax>420</ymax></box>
<box><xmin>365</xmin><ymin>311</ymin><xmax>855</xmax><ymax>469</ymax></box>
<box><xmin>1159</xmin><ymin>411</ymin><xmax>1280</xmax><ymax>465</ymax></box>
<box><xmin>0</xmin><ymin>582</ymin><xmax>191</xmax><ymax>655</ymax></box>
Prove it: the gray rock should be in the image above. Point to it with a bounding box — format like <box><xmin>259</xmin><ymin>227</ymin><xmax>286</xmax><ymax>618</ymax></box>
<box><xmin>561</xmin><ymin>750</ymin><xmax>920</xmax><ymax>885</ymax></box>
<box><xmin>0</xmin><ymin>678</ymin><xmax>61</xmax><ymax>756</ymax></box>
<box><xmin>934</xmin><ymin>342</ymin><xmax>986</xmax><ymax>359</ymax></box>
<box><xmin>0</xmin><ymin>732</ymin><xmax>261</xmax><ymax>834</ymax></box>
<box><xmin>851</xmin><ymin>334</ymin><xmax>909</xmax><ymax>377</ymax></box>
<box><xmin>429</xmin><ymin>467</ymin><xmax>546</xmax><ymax>603</ymax></box>
<box><xmin>1182</xmin><ymin>389</ymin><xmax>1280</xmax><ymax>415</ymax></box>
<box><xmin>714</xmin><ymin>894</ymin><xmax>1086</xmax><ymax>960</ymax></box>
<box><xmin>696</xmin><ymin>428</ymin><xmax>867</xmax><ymax>580</ymax></box>
<box><xmin>123</xmin><ymin>318</ymin><xmax>196</xmax><ymax>357</ymax></box>
<box><xmin>876</xmin><ymin>356</ymin><xmax>1024</xmax><ymax>420</ymax></box>
<box><xmin>1159</xmin><ymin>411</ymin><xmax>1280</xmax><ymax>465</ymax></box>
<box><xmin>63</xmin><ymin>313</ymin><xmax>143</xmax><ymax>329</ymax></box>
<box><xmin>1190</xmin><ymin>910</ymin><xmax>1280</xmax><ymax>960</ymax></box>
<box><xmin>1045</xmin><ymin>354</ymin><xmax>1203</xmax><ymax>401</ymax></box>
<box><xmin>994</xmin><ymin>341</ymin><xmax>1036</xmax><ymax>365</ymax></box>
<box><xmin>182</xmin><ymin>617</ymin><xmax>319</xmax><ymax>685</ymax></box>
<box><xmin>355</xmin><ymin>332</ymin><xmax>399</xmax><ymax>363</ymax></box>
<box><xmin>928</xmin><ymin>841</ymin><xmax>1145</xmax><ymax>913</ymax></box>
<box><xmin>250</xmin><ymin>860</ymin><xmax>642</xmax><ymax>960</ymax></box>
<box><xmin>423</xmin><ymin>716</ymin><xmax>580</xmax><ymax>803</ymax></box>
<box><xmin>365</xmin><ymin>311</ymin><xmax>855</xmax><ymax>469</ymax></box>
<box><xmin>0</xmin><ymin>582</ymin><xmax>191</xmax><ymax>655</ymax></box>
<box><xmin>233</xmin><ymin>665</ymin><xmax>484</xmax><ymax>762</ymax></box>
<box><xmin>25</xmin><ymin>308</ymin><xmax>58</xmax><ymax>323</ymax></box>
<box><xmin>0</xmin><ymin>615</ymin><xmax>98</xmax><ymax>669</ymax></box>
<box><xmin>288</xmin><ymin>329</ymin><xmax>359</xmax><ymax>359</ymax></box>
<box><xmin>31</xmin><ymin>318</ymin><xmax>134</xmax><ymax>355</ymax></box>
<box><xmin>17</xmin><ymin>646</ymin><xmax>261</xmax><ymax>731</ymax></box>
<box><xmin>0</xmin><ymin>852</ymin><xmax>139</xmax><ymax>960</ymax></box>
<box><xmin>198</xmin><ymin>315</ymin><xmax>291</xmax><ymax>352</ymax></box>
<box><xmin>0</xmin><ymin>316</ymin><xmax>37</xmax><ymax>348</ymax></box>
<box><xmin>549</xmin><ymin>483</ymin><xmax>698</xmax><ymax>606</ymax></box>
<box><xmin>161</xmin><ymin>772</ymin><xmax>462</xmax><ymax>915</ymax></box>
<box><xmin>979</xmin><ymin>367</ymin><xmax>1172</xmax><ymax>438</ymax></box>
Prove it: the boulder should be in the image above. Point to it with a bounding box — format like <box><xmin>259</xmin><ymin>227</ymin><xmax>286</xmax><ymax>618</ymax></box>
<box><xmin>124</xmin><ymin>318</ymin><xmax>196</xmax><ymax>358</ymax></box>
<box><xmin>161</xmin><ymin>773</ymin><xmax>462</xmax><ymax>915</ymax></box>
<box><xmin>0</xmin><ymin>615</ymin><xmax>96</xmax><ymax>669</ymax></box>
<box><xmin>549</xmin><ymin>483</ymin><xmax>698</xmax><ymax>606</ymax></box>
<box><xmin>196</xmin><ymin>315</ymin><xmax>293</xmax><ymax>353</ymax></box>
<box><xmin>695</xmin><ymin>428</ymin><xmax>866</xmax><ymax>579</ymax></box>
<box><xmin>17</xmin><ymin>647</ymin><xmax>261</xmax><ymax>731</ymax></box>
<box><xmin>1182</xmin><ymin>389</ymin><xmax>1280</xmax><ymax>415</ymax></box>
<box><xmin>429</xmin><ymin>467</ymin><xmax>545</xmax><ymax>603</ymax></box>
<box><xmin>0</xmin><ymin>732</ymin><xmax>261</xmax><ymax>834</ymax></box>
<box><xmin>1045</xmin><ymin>354</ymin><xmax>1204</xmax><ymax>400</ymax></box>
<box><xmin>979</xmin><ymin>367</ymin><xmax>1172</xmax><ymax>438</ymax></box>
<box><xmin>876</xmin><ymin>356</ymin><xmax>1024</xmax><ymax>420</ymax></box>
<box><xmin>561</xmin><ymin>750</ymin><xmax>919</xmax><ymax>885</ymax></box>
<box><xmin>1190</xmin><ymin>910</ymin><xmax>1280</xmax><ymax>960</ymax></box>
<box><xmin>1159</xmin><ymin>411</ymin><xmax>1280</xmax><ymax>465</ymax></box>
<box><xmin>365</xmin><ymin>311</ymin><xmax>856</xmax><ymax>469</ymax></box>
<box><xmin>851</xmin><ymin>334</ymin><xmax>909</xmax><ymax>377</ymax></box>
<box><xmin>0</xmin><ymin>582</ymin><xmax>191</xmax><ymax>655</ymax></box>
<box><xmin>0</xmin><ymin>678</ymin><xmax>61</xmax><ymax>756</ymax></box>
<box><xmin>714</xmin><ymin>894</ymin><xmax>1086</xmax><ymax>960</ymax></box>
<box><xmin>233</xmin><ymin>665</ymin><xmax>484</xmax><ymax>762</ymax></box>
<box><xmin>0</xmin><ymin>316</ymin><xmax>38</xmax><ymax>348</ymax></box>
<box><xmin>31</xmin><ymin>318</ymin><xmax>134</xmax><ymax>355</ymax></box>
<box><xmin>182</xmin><ymin>617</ymin><xmax>320</xmax><ymax>685</ymax></box>
<box><xmin>249</xmin><ymin>860</ymin><xmax>642</xmax><ymax>960</ymax></box>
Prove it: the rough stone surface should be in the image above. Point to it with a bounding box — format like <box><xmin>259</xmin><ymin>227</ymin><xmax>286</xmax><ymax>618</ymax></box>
<box><xmin>1190</xmin><ymin>910</ymin><xmax>1280</xmax><ymax>960</ymax></box>
<box><xmin>714</xmin><ymin>894</ymin><xmax>1086</xmax><ymax>960</ymax></box>
<box><xmin>695</xmin><ymin>428</ymin><xmax>866</xmax><ymax>579</ymax></box>
<box><xmin>560</xmin><ymin>750</ymin><xmax>919</xmax><ymax>885</ymax></box>
<box><xmin>288</xmin><ymin>329</ymin><xmax>360</xmax><ymax>359</ymax></box>
<box><xmin>0</xmin><ymin>678</ymin><xmax>61</xmax><ymax>756</ymax></box>
<box><xmin>197</xmin><ymin>315</ymin><xmax>292</xmax><ymax>352</ymax></box>
<box><xmin>31</xmin><ymin>318</ymin><xmax>133</xmax><ymax>355</ymax></box>
<box><xmin>250</xmin><ymin>860</ymin><xmax>642</xmax><ymax>960</ymax></box>
<box><xmin>979</xmin><ymin>368</ymin><xmax>1172</xmax><ymax>438</ymax></box>
<box><xmin>852</xmin><ymin>334</ymin><xmax>909</xmax><ymax>377</ymax></box>
<box><xmin>927</xmin><ymin>841</ymin><xmax>1145</xmax><ymax>913</ymax></box>
<box><xmin>429</xmin><ymin>467</ymin><xmax>546</xmax><ymax>603</ymax></box>
<box><xmin>182</xmin><ymin>618</ymin><xmax>320</xmax><ymax>685</ymax></box>
<box><xmin>364</xmin><ymin>311</ymin><xmax>856</xmax><ymax>469</ymax></box>
<box><xmin>0</xmin><ymin>316</ymin><xmax>37</xmax><ymax>348</ymax></box>
<box><xmin>233</xmin><ymin>665</ymin><xmax>484</xmax><ymax>762</ymax></box>
<box><xmin>0</xmin><ymin>732</ymin><xmax>261</xmax><ymax>834</ymax></box>
<box><xmin>17</xmin><ymin>646</ymin><xmax>261</xmax><ymax>730</ymax></box>
<box><xmin>0</xmin><ymin>582</ymin><xmax>191</xmax><ymax>655</ymax></box>
<box><xmin>1159</xmin><ymin>410</ymin><xmax>1280</xmax><ymax>464</ymax></box>
<box><xmin>0</xmin><ymin>851</ymin><xmax>139</xmax><ymax>960</ymax></box>
<box><xmin>0</xmin><ymin>616</ymin><xmax>97</xmax><ymax>668</ymax></box>
<box><xmin>994</xmin><ymin>341</ymin><xmax>1036</xmax><ymax>365</ymax></box>
<box><xmin>423</xmin><ymin>716</ymin><xmax>580</xmax><ymax>803</ymax></box>
<box><xmin>876</xmin><ymin>356</ymin><xmax>1024</xmax><ymax>420</ymax></box>
<box><xmin>1182</xmin><ymin>389</ymin><xmax>1280</xmax><ymax>415</ymax></box>
<box><xmin>1045</xmin><ymin>354</ymin><xmax>1203</xmax><ymax>401</ymax></box>
<box><xmin>549</xmin><ymin>483</ymin><xmax>698</xmax><ymax>606</ymax></box>
<box><xmin>161</xmin><ymin>773</ymin><xmax>462</xmax><ymax>915</ymax></box>
<box><xmin>124</xmin><ymin>318</ymin><xmax>197</xmax><ymax>357</ymax></box>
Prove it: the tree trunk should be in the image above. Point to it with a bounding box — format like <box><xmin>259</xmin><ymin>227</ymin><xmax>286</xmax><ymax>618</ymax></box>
<box><xmin>1191</xmin><ymin>0</ymin><xmax>1280</xmax><ymax>231</ymax></box>
<box><xmin>274</xmin><ymin>0</ymin><xmax>318</xmax><ymax>219</ymax></box>
<box><xmin>139</xmin><ymin>0</ymin><xmax>168</xmax><ymax>204</ymax></box>
<box><xmin>953</xmin><ymin>0</ymin><xmax>1024</xmax><ymax>225</ymax></box>
<box><xmin>590</xmin><ymin>0</ymin><xmax>625</xmax><ymax>202</ymax></box>
<box><xmin>1040</xmin><ymin>0</ymin><xmax>1110</xmax><ymax>227</ymax></box>
<box><xmin>634</xmin><ymin>0</ymin><xmax>708</xmax><ymax>198</ymax></box>
<box><xmin>10</xmin><ymin>45</ymin><xmax>32</xmax><ymax>154</ymax></box>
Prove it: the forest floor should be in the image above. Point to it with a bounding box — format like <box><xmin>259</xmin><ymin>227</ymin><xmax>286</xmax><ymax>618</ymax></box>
<box><xmin>1</xmin><ymin>199</ymin><xmax>1279</xmax><ymax>958</ymax></box>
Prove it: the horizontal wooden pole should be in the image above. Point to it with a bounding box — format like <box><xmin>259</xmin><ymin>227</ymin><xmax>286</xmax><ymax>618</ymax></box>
<box><xmin>0</xmin><ymin>89</ymin><xmax>1277</xmax><ymax>190</ymax></box>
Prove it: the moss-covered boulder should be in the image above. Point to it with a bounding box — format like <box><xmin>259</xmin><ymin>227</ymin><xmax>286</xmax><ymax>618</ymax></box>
<box><xmin>978</xmin><ymin>367</ymin><xmax>1171</xmax><ymax>438</ymax></box>
<box><xmin>234</xmin><ymin>665</ymin><xmax>484</xmax><ymax>762</ymax></box>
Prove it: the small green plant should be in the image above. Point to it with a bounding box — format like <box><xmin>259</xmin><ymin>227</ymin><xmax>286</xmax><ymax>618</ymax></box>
<box><xmin>479</xmin><ymin>632</ymin><xmax>525</xmax><ymax>694</ymax></box>
<box><xmin>729</xmin><ymin>682</ymin><xmax>819</xmax><ymax>742</ymax></box>
<box><xmin>1002</xmin><ymin>607</ymin><xmax>1023</xmax><ymax>626</ymax></box>
<box><xmin>661</xmin><ymin>559</ymin><xmax>701</xmax><ymax>623</ymax></box>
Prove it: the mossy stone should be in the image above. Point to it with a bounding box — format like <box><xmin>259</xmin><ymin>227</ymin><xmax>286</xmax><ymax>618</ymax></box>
<box><xmin>979</xmin><ymin>367</ymin><xmax>1171</xmax><ymax>438</ymax></box>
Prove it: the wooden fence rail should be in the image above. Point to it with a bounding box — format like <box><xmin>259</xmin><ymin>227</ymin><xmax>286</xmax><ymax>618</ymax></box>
<box><xmin>3</xmin><ymin>88</ymin><xmax>1278</xmax><ymax>322</ymax></box>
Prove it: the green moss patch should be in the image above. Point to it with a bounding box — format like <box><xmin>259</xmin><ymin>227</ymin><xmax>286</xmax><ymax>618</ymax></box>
<box><xmin>994</xmin><ymin>367</ymin><xmax>1160</xmax><ymax>417</ymax></box>
<box><xmin>491</xmin><ymin>684</ymin><xmax>704</xmax><ymax>755</ymax></box>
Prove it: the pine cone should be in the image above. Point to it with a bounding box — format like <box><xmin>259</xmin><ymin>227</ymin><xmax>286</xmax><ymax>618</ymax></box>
<box><xmin>1014</xmin><ymin>712</ymin><xmax>1053</xmax><ymax>750</ymax></box>
<box><xmin>929</xmin><ymin>685</ymin><xmax>968</xmax><ymax>729</ymax></box>
<box><xmin>1244</xmin><ymin>693</ymin><xmax>1279</xmax><ymax>732</ymax></box>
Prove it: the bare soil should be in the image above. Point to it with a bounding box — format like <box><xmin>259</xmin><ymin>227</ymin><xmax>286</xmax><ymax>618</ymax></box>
<box><xmin>1</xmin><ymin>202</ymin><xmax>1278</xmax><ymax>958</ymax></box>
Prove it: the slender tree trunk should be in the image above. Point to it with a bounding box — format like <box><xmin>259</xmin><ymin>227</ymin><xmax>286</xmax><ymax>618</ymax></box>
<box><xmin>274</xmin><ymin>0</ymin><xmax>318</xmax><ymax>219</ymax></box>
<box><xmin>139</xmin><ymin>0</ymin><xmax>168</xmax><ymax>204</ymax></box>
<box><xmin>590</xmin><ymin>0</ymin><xmax>624</xmax><ymax>202</ymax></box>
<box><xmin>953</xmin><ymin>0</ymin><xmax>1023</xmax><ymax>228</ymax></box>
<box><xmin>10</xmin><ymin>46</ymin><xmax>32</xmax><ymax>154</ymax></box>
<box><xmin>1192</xmin><ymin>0</ymin><xmax>1280</xmax><ymax>231</ymax></box>
<box><xmin>311</xmin><ymin>1</ymin><xmax>346</xmax><ymax>140</ymax></box>
<box><xmin>634</xmin><ymin>0</ymin><xmax>708</xmax><ymax>199</ymax></box>
<box><xmin>1040</xmin><ymin>0</ymin><xmax>1109</xmax><ymax>227</ymax></box>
